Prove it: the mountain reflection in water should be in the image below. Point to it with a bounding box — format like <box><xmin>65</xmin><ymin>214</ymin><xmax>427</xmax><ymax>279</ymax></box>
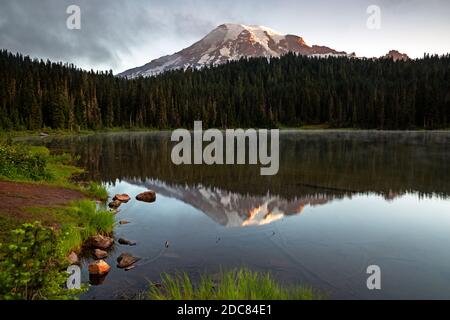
<box><xmin>126</xmin><ymin>178</ymin><xmax>331</xmax><ymax>227</ymax></box>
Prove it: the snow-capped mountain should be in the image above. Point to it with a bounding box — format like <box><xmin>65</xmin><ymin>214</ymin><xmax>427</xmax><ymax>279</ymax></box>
<box><xmin>118</xmin><ymin>23</ymin><xmax>354</xmax><ymax>78</ymax></box>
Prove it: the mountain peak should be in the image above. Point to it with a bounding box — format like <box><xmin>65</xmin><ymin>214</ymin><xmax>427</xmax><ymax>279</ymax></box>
<box><xmin>383</xmin><ymin>50</ymin><xmax>409</xmax><ymax>61</ymax></box>
<box><xmin>118</xmin><ymin>23</ymin><xmax>352</xmax><ymax>78</ymax></box>
<box><xmin>219</xmin><ymin>23</ymin><xmax>283</xmax><ymax>36</ymax></box>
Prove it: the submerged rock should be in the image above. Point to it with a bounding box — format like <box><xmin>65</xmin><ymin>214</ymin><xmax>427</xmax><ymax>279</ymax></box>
<box><xmin>136</xmin><ymin>190</ymin><xmax>156</xmax><ymax>203</ymax></box>
<box><xmin>89</xmin><ymin>273</ymin><xmax>108</xmax><ymax>286</ymax></box>
<box><xmin>88</xmin><ymin>259</ymin><xmax>111</xmax><ymax>275</ymax></box>
<box><xmin>94</xmin><ymin>248</ymin><xmax>108</xmax><ymax>259</ymax></box>
<box><xmin>117</xmin><ymin>252</ymin><xmax>140</xmax><ymax>268</ymax></box>
<box><xmin>113</xmin><ymin>194</ymin><xmax>131</xmax><ymax>202</ymax></box>
<box><xmin>118</xmin><ymin>238</ymin><xmax>136</xmax><ymax>246</ymax></box>
<box><xmin>89</xmin><ymin>234</ymin><xmax>114</xmax><ymax>249</ymax></box>
<box><xmin>108</xmin><ymin>199</ymin><xmax>122</xmax><ymax>208</ymax></box>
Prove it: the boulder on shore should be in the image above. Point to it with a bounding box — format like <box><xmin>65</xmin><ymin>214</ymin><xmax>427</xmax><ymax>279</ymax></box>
<box><xmin>136</xmin><ymin>190</ymin><xmax>156</xmax><ymax>203</ymax></box>
<box><xmin>67</xmin><ymin>251</ymin><xmax>79</xmax><ymax>264</ymax></box>
<box><xmin>94</xmin><ymin>248</ymin><xmax>108</xmax><ymax>259</ymax></box>
<box><xmin>88</xmin><ymin>259</ymin><xmax>111</xmax><ymax>275</ymax></box>
<box><xmin>113</xmin><ymin>194</ymin><xmax>131</xmax><ymax>202</ymax></box>
<box><xmin>117</xmin><ymin>252</ymin><xmax>140</xmax><ymax>269</ymax></box>
<box><xmin>88</xmin><ymin>234</ymin><xmax>114</xmax><ymax>249</ymax></box>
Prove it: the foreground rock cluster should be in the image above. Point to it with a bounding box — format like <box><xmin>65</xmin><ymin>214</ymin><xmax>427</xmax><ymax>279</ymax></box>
<box><xmin>82</xmin><ymin>190</ymin><xmax>156</xmax><ymax>283</ymax></box>
<box><xmin>108</xmin><ymin>190</ymin><xmax>156</xmax><ymax>209</ymax></box>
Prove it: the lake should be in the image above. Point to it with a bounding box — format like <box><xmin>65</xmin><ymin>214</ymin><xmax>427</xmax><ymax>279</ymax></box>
<box><xmin>32</xmin><ymin>131</ymin><xmax>450</xmax><ymax>299</ymax></box>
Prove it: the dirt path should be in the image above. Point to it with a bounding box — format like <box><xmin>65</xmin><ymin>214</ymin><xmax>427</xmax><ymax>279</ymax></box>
<box><xmin>0</xmin><ymin>180</ymin><xmax>84</xmax><ymax>221</ymax></box>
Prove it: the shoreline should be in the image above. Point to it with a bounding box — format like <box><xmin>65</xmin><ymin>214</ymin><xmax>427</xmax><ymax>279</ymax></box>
<box><xmin>4</xmin><ymin>127</ymin><xmax>450</xmax><ymax>141</ymax></box>
<box><xmin>0</xmin><ymin>142</ymin><xmax>113</xmax><ymax>299</ymax></box>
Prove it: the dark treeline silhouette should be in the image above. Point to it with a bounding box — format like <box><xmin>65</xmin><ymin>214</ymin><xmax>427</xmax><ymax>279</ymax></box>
<box><xmin>1</xmin><ymin>49</ymin><xmax>449</xmax><ymax>130</ymax></box>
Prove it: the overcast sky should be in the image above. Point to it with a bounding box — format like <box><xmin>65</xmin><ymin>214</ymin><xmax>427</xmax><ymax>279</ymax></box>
<box><xmin>1</xmin><ymin>0</ymin><xmax>449</xmax><ymax>73</ymax></box>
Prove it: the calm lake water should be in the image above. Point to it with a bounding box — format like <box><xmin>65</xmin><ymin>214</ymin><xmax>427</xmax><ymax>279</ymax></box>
<box><xmin>31</xmin><ymin>131</ymin><xmax>450</xmax><ymax>299</ymax></box>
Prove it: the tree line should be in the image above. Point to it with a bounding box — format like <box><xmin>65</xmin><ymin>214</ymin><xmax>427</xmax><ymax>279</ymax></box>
<box><xmin>0</xmin><ymin>49</ymin><xmax>449</xmax><ymax>130</ymax></box>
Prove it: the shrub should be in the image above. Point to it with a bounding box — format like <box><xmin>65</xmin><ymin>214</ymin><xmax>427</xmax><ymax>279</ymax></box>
<box><xmin>0</xmin><ymin>222</ymin><xmax>82</xmax><ymax>300</ymax></box>
<box><xmin>0</xmin><ymin>143</ymin><xmax>50</xmax><ymax>181</ymax></box>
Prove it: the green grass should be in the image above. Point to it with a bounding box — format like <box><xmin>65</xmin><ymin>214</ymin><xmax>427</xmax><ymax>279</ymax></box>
<box><xmin>58</xmin><ymin>200</ymin><xmax>114</xmax><ymax>253</ymax></box>
<box><xmin>83</xmin><ymin>182</ymin><xmax>109</xmax><ymax>201</ymax></box>
<box><xmin>147</xmin><ymin>268</ymin><xmax>322</xmax><ymax>300</ymax></box>
<box><xmin>0</xmin><ymin>140</ymin><xmax>107</xmax><ymax>200</ymax></box>
<box><xmin>0</xmin><ymin>140</ymin><xmax>114</xmax><ymax>299</ymax></box>
<box><xmin>25</xmin><ymin>200</ymin><xmax>114</xmax><ymax>254</ymax></box>
<box><xmin>0</xmin><ymin>141</ymin><xmax>80</xmax><ymax>183</ymax></box>
<box><xmin>0</xmin><ymin>140</ymin><xmax>111</xmax><ymax>252</ymax></box>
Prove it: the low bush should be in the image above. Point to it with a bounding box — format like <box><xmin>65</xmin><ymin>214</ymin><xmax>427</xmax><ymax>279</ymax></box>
<box><xmin>0</xmin><ymin>143</ymin><xmax>50</xmax><ymax>181</ymax></box>
<box><xmin>0</xmin><ymin>222</ymin><xmax>84</xmax><ymax>300</ymax></box>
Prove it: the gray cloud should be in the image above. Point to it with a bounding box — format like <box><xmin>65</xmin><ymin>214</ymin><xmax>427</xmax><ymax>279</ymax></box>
<box><xmin>0</xmin><ymin>0</ymin><xmax>449</xmax><ymax>73</ymax></box>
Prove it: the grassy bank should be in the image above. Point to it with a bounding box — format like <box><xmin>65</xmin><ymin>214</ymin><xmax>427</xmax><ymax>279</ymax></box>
<box><xmin>0</xmin><ymin>140</ymin><xmax>113</xmax><ymax>299</ymax></box>
<box><xmin>0</xmin><ymin>141</ymin><xmax>107</xmax><ymax>198</ymax></box>
<box><xmin>147</xmin><ymin>268</ymin><xmax>322</xmax><ymax>300</ymax></box>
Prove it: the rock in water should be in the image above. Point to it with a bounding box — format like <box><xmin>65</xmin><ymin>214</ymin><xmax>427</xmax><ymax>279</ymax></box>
<box><xmin>113</xmin><ymin>194</ymin><xmax>131</xmax><ymax>202</ymax></box>
<box><xmin>118</xmin><ymin>238</ymin><xmax>137</xmax><ymax>246</ymax></box>
<box><xmin>94</xmin><ymin>248</ymin><xmax>108</xmax><ymax>259</ymax></box>
<box><xmin>89</xmin><ymin>234</ymin><xmax>114</xmax><ymax>249</ymax></box>
<box><xmin>89</xmin><ymin>273</ymin><xmax>108</xmax><ymax>286</ymax></box>
<box><xmin>108</xmin><ymin>199</ymin><xmax>122</xmax><ymax>208</ymax></box>
<box><xmin>88</xmin><ymin>259</ymin><xmax>111</xmax><ymax>275</ymax></box>
<box><xmin>136</xmin><ymin>190</ymin><xmax>156</xmax><ymax>203</ymax></box>
<box><xmin>117</xmin><ymin>253</ymin><xmax>140</xmax><ymax>268</ymax></box>
<box><xmin>67</xmin><ymin>251</ymin><xmax>79</xmax><ymax>264</ymax></box>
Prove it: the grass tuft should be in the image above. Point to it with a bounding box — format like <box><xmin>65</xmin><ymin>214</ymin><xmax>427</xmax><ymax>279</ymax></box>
<box><xmin>51</xmin><ymin>200</ymin><xmax>114</xmax><ymax>253</ymax></box>
<box><xmin>83</xmin><ymin>182</ymin><xmax>108</xmax><ymax>201</ymax></box>
<box><xmin>147</xmin><ymin>268</ymin><xmax>322</xmax><ymax>300</ymax></box>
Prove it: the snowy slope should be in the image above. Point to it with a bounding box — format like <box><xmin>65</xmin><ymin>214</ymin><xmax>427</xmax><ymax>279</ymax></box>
<box><xmin>118</xmin><ymin>23</ymin><xmax>354</xmax><ymax>78</ymax></box>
